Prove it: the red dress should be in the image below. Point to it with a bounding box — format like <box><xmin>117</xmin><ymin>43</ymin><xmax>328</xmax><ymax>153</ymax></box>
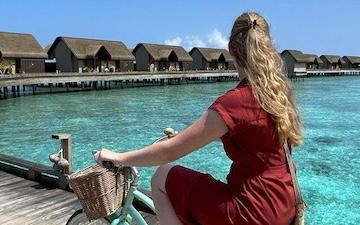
<box><xmin>165</xmin><ymin>79</ymin><xmax>296</xmax><ymax>225</ymax></box>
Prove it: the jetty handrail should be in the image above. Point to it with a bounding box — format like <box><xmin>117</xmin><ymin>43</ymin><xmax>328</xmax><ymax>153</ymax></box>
<box><xmin>0</xmin><ymin>134</ymin><xmax>73</xmax><ymax>190</ymax></box>
<box><xmin>0</xmin><ymin>153</ymin><xmax>60</xmax><ymax>179</ymax></box>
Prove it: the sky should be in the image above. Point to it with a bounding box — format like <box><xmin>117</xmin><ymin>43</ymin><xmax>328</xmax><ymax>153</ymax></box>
<box><xmin>0</xmin><ymin>0</ymin><xmax>359</xmax><ymax>56</ymax></box>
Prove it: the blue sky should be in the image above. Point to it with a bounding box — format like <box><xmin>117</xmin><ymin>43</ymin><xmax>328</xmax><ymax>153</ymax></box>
<box><xmin>0</xmin><ymin>0</ymin><xmax>359</xmax><ymax>55</ymax></box>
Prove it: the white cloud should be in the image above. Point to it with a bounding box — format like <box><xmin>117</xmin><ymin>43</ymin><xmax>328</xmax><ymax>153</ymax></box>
<box><xmin>164</xmin><ymin>36</ymin><xmax>206</xmax><ymax>51</ymax></box>
<box><xmin>207</xmin><ymin>28</ymin><xmax>229</xmax><ymax>49</ymax></box>
<box><xmin>183</xmin><ymin>36</ymin><xmax>206</xmax><ymax>51</ymax></box>
<box><xmin>164</xmin><ymin>37</ymin><xmax>182</xmax><ymax>46</ymax></box>
<box><xmin>164</xmin><ymin>28</ymin><xmax>229</xmax><ymax>50</ymax></box>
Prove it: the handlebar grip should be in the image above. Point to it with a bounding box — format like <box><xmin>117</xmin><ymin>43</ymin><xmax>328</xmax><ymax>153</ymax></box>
<box><xmin>102</xmin><ymin>161</ymin><xmax>115</xmax><ymax>170</ymax></box>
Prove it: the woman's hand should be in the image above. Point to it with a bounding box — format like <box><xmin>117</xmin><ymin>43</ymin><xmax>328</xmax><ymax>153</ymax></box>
<box><xmin>93</xmin><ymin>148</ymin><xmax>121</xmax><ymax>167</ymax></box>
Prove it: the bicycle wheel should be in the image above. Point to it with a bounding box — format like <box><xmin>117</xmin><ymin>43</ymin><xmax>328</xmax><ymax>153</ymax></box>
<box><xmin>66</xmin><ymin>209</ymin><xmax>111</xmax><ymax>225</ymax></box>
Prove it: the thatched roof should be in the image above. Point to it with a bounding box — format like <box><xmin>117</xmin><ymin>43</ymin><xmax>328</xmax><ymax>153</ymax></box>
<box><xmin>0</xmin><ymin>31</ymin><xmax>47</xmax><ymax>59</ymax></box>
<box><xmin>303</xmin><ymin>54</ymin><xmax>323</xmax><ymax>64</ymax></box>
<box><xmin>48</xmin><ymin>37</ymin><xmax>135</xmax><ymax>61</ymax></box>
<box><xmin>320</xmin><ymin>55</ymin><xmax>344</xmax><ymax>64</ymax></box>
<box><xmin>281</xmin><ymin>50</ymin><xmax>314</xmax><ymax>63</ymax></box>
<box><xmin>343</xmin><ymin>56</ymin><xmax>360</xmax><ymax>64</ymax></box>
<box><xmin>133</xmin><ymin>43</ymin><xmax>193</xmax><ymax>62</ymax></box>
<box><xmin>190</xmin><ymin>47</ymin><xmax>233</xmax><ymax>62</ymax></box>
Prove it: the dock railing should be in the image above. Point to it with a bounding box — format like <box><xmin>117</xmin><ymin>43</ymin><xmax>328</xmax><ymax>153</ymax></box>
<box><xmin>0</xmin><ymin>133</ymin><xmax>73</xmax><ymax>190</ymax></box>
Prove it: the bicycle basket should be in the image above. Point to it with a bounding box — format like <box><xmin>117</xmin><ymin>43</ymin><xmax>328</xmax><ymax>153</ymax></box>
<box><xmin>68</xmin><ymin>164</ymin><xmax>126</xmax><ymax>220</ymax></box>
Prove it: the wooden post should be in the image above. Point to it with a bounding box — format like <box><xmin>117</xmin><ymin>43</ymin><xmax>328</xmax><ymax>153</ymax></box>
<box><xmin>52</xmin><ymin>133</ymin><xmax>72</xmax><ymax>174</ymax></box>
<box><xmin>12</xmin><ymin>86</ymin><xmax>16</xmax><ymax>98</ymax></box>
<box><xmin>4</xmin><ymin>86</ymin><xmax>8</xmax><ymax>98</ymax></box>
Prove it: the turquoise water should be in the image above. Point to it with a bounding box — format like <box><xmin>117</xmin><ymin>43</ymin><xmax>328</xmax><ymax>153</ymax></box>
<box><xmin>0</xmin><ymin>76</ymin><xmax>359</xmax><ymax>224</ymax></box>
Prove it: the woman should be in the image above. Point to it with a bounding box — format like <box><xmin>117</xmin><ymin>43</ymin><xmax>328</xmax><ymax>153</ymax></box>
<box><xmin>95</xmin><ymin>12</ymin><xmax>302</xmax><ymax>225</ymax></box>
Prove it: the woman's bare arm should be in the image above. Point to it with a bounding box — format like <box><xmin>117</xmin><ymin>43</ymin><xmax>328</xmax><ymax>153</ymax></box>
<box><xmin>95</xmin><ymin>109</ymin><xmax>228</xmax><ymax>167</ymax></box>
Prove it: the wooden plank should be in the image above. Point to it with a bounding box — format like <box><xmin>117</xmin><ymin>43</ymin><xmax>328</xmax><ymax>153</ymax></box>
<box><xmin>0</xmin><ymin>179</ymin><xmax>35</xmax><ymax>193</ymax></box>
<box><xmin>0</xmin><ymin>176</ymin><xmax>25</xmax><ymax>187</ymax></box>
<box><xmin>0</xmin><ymin>170</ymin><xmax>159</xmax><ymax>225</ymax></box>
<box><xmin>0</xmin><ymin>170</ymin><xmax>77</xmax><ymax>225</ymax></box>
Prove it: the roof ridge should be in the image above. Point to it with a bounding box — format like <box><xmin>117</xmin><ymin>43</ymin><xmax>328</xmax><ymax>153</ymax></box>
<box><xmin>321</xmin><ymin>54</ymin><xmax>341</xmax><ymax>57</ymax></box>
<box><xmin>194</xmin><ymin>47</ymin><xmax>228</xmax><ymax>51</ymax></box>
<box><xmin>60</xmin><ymin>36</ymin><xmax>123</xmax><ymax>43</ymax></box>
<box><xmin>141</xmin><ymin>43</ymin><xmax>186</xmax><ymax>48</ymax></box>
<box><xmin>0</xmin><ymin>31</ymin><xmax>33</xmax><ymax>36</ymax></box>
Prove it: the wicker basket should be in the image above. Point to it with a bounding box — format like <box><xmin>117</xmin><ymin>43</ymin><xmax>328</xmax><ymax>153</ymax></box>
<box><xmin>68</xmin><ymin>164</ymin><xmax>125</xmax><ymax>220</ymax></box>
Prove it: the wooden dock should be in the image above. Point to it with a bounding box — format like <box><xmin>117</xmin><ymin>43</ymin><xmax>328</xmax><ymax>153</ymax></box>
<box><xmin>0</xmin><ymin>70</ymin><xmax>238</xmax><ymax>99</ymax></box>
<box><xmin>290</xmin><ymin>69</ymin><xmax>360</xmax><ymax>79</ymax></box>
<box><xmin>0</xmin><ymin>170</ymin><xmax>77</xmax><ymax>225</ymax></box>
<box><xmin>0</xmin><ymin>134</ymin><xmax>158</xmax><ymax>224</ymax></box>
<box><xmin>0</xmin><ymin>170</ymin><xmax>158</xmax><ymax>225</ymax></box>
<box><xmin>0</xmin><ymin>70</ymin><xmax>238</xmax><ymax>87</ymax></box>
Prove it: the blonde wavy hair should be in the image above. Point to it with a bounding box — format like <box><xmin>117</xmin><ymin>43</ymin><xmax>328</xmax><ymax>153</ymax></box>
<box><xmin>229</xmin><ymin>12</ymin><xmax>302</xmax><ymax>146</ymax></box>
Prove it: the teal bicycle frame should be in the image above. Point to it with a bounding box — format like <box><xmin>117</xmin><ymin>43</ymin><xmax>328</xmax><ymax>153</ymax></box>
<box><xmin>107</xmin><ymin>167</ymin><xmax>155</xmax><ymax>225</ymax></box>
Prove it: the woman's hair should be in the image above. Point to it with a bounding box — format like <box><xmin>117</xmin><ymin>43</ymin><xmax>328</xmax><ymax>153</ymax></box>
<box><xmin>229</xmin><ymin>12</ymin><xmax>303</xmax><ymax>146</ymax></box>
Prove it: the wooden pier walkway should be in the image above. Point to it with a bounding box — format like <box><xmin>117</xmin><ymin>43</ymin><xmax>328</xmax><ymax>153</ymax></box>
<box><xmin>290</xmin><ymin>68</ymin><xmax>360</xmax><ymax>78</ymax></box>
<box><xmin>0</xmin><ymin>170</ymin><xmax>77</xmax><ymax>225</ymax></box>
<box><xmin>0</xmin><ymin>170</ymin><xmax>158</xmax><ymax>225</ymax></box>
<box><xmin>0</xmin><ymin>70</ymin><xmax>238</xmax><ymax>99</ymax></box>
<box><xmin>0</xmin><ymin>70</ymin><xmax>238</xmax><ymax>87</ymax></box>
<box><xmin>0</xmin><ymin>134</ymin><xmax>158</xmax><ymax>224</ymax></box>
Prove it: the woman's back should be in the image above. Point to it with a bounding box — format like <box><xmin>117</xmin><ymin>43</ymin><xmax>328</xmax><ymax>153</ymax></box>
<box><xmin>209</xmin><ymin>80</ymin><xmax>295</xmax><ymax>224</ymax></box>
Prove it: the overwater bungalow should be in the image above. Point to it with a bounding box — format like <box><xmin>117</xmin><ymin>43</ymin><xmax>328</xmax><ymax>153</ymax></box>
<box><xmin>320</xmin><ymin>55</ymin><xmax>345</xmax><ymax>70</ymax></box>
<box><xmin>303</xmin><ymin>54</ymin><xmax>324</xmax><ymax>69</ymax></box>
<box><xmin>281</xmin><ymin>50</ymin><xmax>314</xmax><ymax>76</ymax></box>
<box><xmin>132</xmin><ymin>43</ymin><xmax>193</xmax><ymax>71</ymax></box>
<box><xmin>0</xmin><ymin>31</ymin><xmax>47</xmax><ymax>74</ymax></box>
<box><xmin>342</xmin><ymin>56</ymin><xmax>360</xmax><ymax>69</ymax></box>
<box><xmin>189</xmin><ymin>47</ymin><xmax>235</xmax><ymax>70</ymax></box>
<box><xmin>47</xmin><ymin>37</ymin><xmax>135</xmax><ymax>73</ymax></box>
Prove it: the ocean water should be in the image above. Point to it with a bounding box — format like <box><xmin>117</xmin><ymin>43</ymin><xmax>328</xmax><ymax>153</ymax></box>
<box><xmin>0</xmin><ymin>76</ymin><xmax>359</xmax><ymax>224</ymax></box>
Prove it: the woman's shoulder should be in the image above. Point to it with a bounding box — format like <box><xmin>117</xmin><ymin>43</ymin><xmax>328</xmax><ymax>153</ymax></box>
<box><xmin>209</xmin><ymin>83</ymin><xmax>261</xmax><ymax>135</ymax></box>
<box><xmin>217</xmin><ymin>84</ymin><xmax>253</xmax><ymax>105</ymax></box>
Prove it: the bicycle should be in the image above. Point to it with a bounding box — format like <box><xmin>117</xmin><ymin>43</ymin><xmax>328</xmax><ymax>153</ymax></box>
<box><xmin>65</xmin><ymin>128</ymin><xmax>178</xmax><ymax>225</ymax></box>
